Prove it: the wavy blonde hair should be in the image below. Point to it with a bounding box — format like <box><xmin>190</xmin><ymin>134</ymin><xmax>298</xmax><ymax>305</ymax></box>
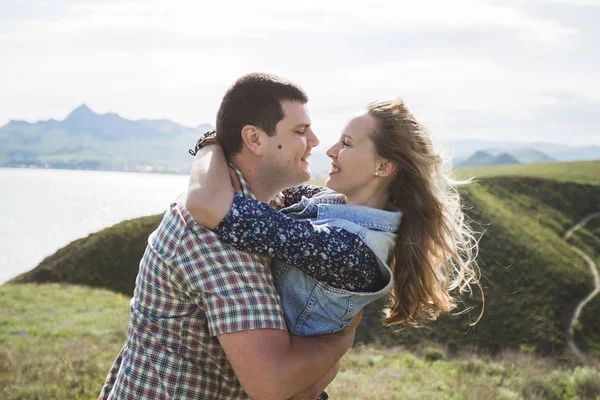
<box><xmin>367</xmin><ymin>98</ymin><xmax>481</xmax><ymax>326</ymax></box>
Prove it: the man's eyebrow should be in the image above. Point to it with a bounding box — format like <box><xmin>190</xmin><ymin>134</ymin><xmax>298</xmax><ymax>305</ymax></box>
<box><xmin>294</xmin><ymin>123</ymin><xmax>311</xmax><ymax>129</ymax></box>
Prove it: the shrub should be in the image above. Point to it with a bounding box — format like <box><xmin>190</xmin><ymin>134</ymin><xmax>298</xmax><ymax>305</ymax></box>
<box><xmin>423</xmin><ymin>347</ymin><xmax>446</xmax><ymax>362</ymax></box>
<box><xmin>522</xmin><ymin>378</ymin><xmax>562</xmax><ymax>400</ymax></box>
<box><xmin>569</xmin><ymin>366</ymin><xmax>600</xmax><ymax>399</ymax></box>
<box><xmin>458</xmin><ymin>359</ymin><xmax>486</xmax><ymax>375</ymax></box>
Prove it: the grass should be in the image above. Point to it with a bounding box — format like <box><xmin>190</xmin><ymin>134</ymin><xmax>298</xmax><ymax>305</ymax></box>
<box><xmin>0</xmin><ymin>284</ymin><xmax>130</xmax><ymax>399</ymax></box>
<box><xmin>455</xmin><ymin>160</ymin><xmax>600</xmax><ymax>186</ymax></box>
<box><xmin>2</xmin><ymin>283</ymin><xmax>600</xmax><ymax>400</ymax></box>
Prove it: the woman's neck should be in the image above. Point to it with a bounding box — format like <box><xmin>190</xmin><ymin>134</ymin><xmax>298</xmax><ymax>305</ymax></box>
<box><xmin>346</xmin><ymin>187</ymin><xmax>391</xmax><ymax>210</ymax></box>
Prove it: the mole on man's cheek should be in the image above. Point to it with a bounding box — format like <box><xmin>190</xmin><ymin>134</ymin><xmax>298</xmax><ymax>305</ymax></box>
<box><xmin>278</xmin><ymin>145</ymin><xmax>283</xmax><ymax>149</ymax></box>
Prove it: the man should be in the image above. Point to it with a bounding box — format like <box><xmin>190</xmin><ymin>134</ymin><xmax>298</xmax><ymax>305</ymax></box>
<box><xmin>99</xmin><ymin>73</ymin><xmax>358</xmax><ymax>400</ymax></box>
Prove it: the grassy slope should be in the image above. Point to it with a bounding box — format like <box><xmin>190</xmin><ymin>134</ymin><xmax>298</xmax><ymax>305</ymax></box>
<box><xmin>9</xmin><ymin>161</ymin><xmax>600</xmax><ymax>356</ymax></box>
<box><xmin>456</xmin><ymin>160</ymin><xmax>600</xmax><ymax>186</ymax></box>
<box><xmin>11</xmin><ymin>213</ymin><xmax>164</xmax><ymax>296</ymax></box>
<box><xmin>2</xmin><ymin>284</ymin><xmax>600</xmax><ymax>400</ymax></box>
<box><xmin>357</xmin><ymin>176</ymin><xmax>600</xmax><ymax>355</ymax></box>
<box><xmin>572</xmin><ymin>217</ymin><xmax>600</xmax><ymax>357</ymax></box>
<box><xmin>0</xmin><ymin>284</ymin><xmax>130</xmax><ymax>399</ymax></box>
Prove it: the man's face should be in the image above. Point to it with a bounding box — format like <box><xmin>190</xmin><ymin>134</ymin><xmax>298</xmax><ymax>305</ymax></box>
<box><xmin>262</xmin><ymin>101</ymin><xmax>320</xmax><ymax>188</ymax></box>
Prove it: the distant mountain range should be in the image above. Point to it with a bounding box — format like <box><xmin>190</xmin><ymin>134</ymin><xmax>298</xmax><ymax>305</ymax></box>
<box><xmin>0</xmin><ymin>104</ymin><xmax>213</xmax><ymax>173</ymax></box>
<box><xmin>446</xmin><ymin>139</ymin><xmax>600</xmax><ymax>169</ymax></box>
<box><xmin>1</xmin><ymin>105</ymin><xmax>598</xmax><ymax>174</ymax></box>
<box><xmin>455</xmin><ymin>148</ymin><xmax>557</xmax><ymax>168</ymax></box>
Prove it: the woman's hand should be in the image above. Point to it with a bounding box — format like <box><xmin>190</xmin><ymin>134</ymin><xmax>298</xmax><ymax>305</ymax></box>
<box><xmin>186</xmin><ymin>144</ymin><xmax>235</xmax><ymax>229</ymax></box>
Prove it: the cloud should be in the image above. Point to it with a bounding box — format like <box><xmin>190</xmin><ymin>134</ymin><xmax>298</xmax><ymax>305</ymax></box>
<box><xmin>0</xmin><ymin>0</ymin><xmax>597</xmax><ymax>146</ymax></box>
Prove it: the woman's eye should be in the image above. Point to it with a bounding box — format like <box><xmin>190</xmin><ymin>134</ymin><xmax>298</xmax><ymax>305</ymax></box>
<box><xmin>342</xmin><ymin>141</ymin><xmax>349</xmax><ymax>147</ymax></box>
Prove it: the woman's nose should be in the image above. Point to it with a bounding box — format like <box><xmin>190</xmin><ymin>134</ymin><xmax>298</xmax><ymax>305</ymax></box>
<box><xmin>326</xmin><ymin>143</ymin><xmax>337</xmax><ymax>159</ymax></box>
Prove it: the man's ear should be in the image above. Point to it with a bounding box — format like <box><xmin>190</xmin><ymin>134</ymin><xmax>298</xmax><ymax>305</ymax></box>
<box><xmin>240</xmin><ymin>125</ymin><xmax>266</xmax><ymax>156</ymax></box>
<box><xmin>376</xmin><ymin>159</ymin><xmax>396</xmax><ymax>178</ymax></box>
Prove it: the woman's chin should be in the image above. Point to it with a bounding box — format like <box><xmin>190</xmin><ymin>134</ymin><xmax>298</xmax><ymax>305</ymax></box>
<box><xmin>325</xmin><ymin>177</ymin><xmax>337</xmax><ymax>191</ymax></box>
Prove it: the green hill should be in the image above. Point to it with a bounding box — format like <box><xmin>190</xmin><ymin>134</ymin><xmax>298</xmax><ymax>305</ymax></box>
<box><xmin>10</xmin><ymin>161</ymin><xmax>600</xmax><ymax>358</ymax></box>
<box><xmin>456</xmin><ymin>159</ymin><xmax>600</xmax><ymax>186</ymax></box>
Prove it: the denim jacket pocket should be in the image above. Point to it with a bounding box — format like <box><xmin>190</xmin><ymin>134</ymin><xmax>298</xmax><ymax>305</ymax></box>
<box><xmin>290</xmin><ymin>281</ymin><xmax>354</xmax><ymax>336</ymax></box>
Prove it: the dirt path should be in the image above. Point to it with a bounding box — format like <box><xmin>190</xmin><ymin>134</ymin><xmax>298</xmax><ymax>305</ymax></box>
<box><xmin>563</xmin><ymin>212</ymin><xmax>600</xmax><ymax>366</ymax></box>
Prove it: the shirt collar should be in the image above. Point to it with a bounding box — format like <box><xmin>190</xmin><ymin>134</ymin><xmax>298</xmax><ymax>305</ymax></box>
<box><xmin>228</xmin><ymin>162</ymin><xmax>256</xmax><ymax>200</ymax></box>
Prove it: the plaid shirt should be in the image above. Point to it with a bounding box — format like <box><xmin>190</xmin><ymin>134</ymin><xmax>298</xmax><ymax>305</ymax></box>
<box><xmin>99</xmin><ymin>168</ymin><xmax>287</xmax><ymax>399</ymax></box>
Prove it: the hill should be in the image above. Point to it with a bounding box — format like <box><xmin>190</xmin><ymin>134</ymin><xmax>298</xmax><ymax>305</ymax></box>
<box><xmin>10</xmin><ymin>162</ymin><xmax>600</xmax><ymax>358</ymax></box>
<box><xmin>457</xmin><ymin>160</ymin><xmax>600</xmax><ymax>186</ymax></box>
<box><xmin>3</xmin><ymin>284</ymin><xmax>599</xmax><ymax>399</ymax></box>
<box><xmin>0</xmin><ymin>104</ymin><xmax>213</xmax><ymax>173</ymax></box>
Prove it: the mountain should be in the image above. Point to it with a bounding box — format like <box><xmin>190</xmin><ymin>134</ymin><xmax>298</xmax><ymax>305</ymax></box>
<box><xmin>11</xmin><ymin>160</ymin><xmax>600</xmax><ymax>357</ymax></box>
<box><xmin>0</xmin><ymin>104</ymin><xmax>213</xmax><ymax>173</ymax></box>
<box><xmin>457</xmin><ymin>151</ymin><xmax>521</xmax><ymax>168</ymax></box>
<box><xmin>448</xmin><ymin>140</ymin><xmax>599</xmax><ymax>166</ymax></box>
<box><xmin>2</xmin><ymin>106</ymin><xmax>597</xmax><ymax>174</ymax></box>
<box><xmin>493</xmin><ymin>152</ymin><xmax>520</xmax><ymax>165</ymax></box>
<box><xmin>485</xmin><ymin>148</ymin><xmax>556</xmax><ymax>164</ymax></box>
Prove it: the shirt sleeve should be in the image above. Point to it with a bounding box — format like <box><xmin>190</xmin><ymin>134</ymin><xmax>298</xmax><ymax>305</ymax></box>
<box><xmin>214</xmin><ymin>193</ymin><xmax>380</xmax><ymax>292</ymax></box>
<box><xmin>280</xmin><ymin>185</ymin><xmax>330</xmax><ymax>207</ymax></box>
<box><xmin>169</xmin><ymin>205</ymin><xmax>287</xmax><ymax>337</ymax></box>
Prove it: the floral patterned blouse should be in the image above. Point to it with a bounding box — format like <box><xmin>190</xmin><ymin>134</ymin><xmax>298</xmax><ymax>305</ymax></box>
<box><xmin>214</xmin><ymin>185</ymin><xmax>381</xmax><ymax>292</ymax></box>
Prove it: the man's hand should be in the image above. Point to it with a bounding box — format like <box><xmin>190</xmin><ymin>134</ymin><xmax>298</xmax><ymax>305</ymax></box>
<box><xmin>285</xmin><ymin>313</ymin><xmax>363</xmax><ymax>400</ymax></box>
<box><xmin>219</xmin><ymin>312</ymin><xmax>361</xmax><ymax>400</ymax></box>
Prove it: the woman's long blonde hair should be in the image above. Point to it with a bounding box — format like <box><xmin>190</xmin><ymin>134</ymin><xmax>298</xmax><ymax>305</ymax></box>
<box><xmin>367</xmin><ymin>99</ymin><xmax>481</xmax><ymax>326</ymax></box>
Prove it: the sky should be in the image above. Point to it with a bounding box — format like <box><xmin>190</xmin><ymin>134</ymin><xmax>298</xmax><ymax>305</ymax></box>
<box><xmin>1</xmin><ymin>0</ymin><xmax>599</xmax><ymax>148</ymax></box>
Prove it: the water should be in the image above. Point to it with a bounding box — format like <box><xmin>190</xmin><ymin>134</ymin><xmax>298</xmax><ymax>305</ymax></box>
<box><xmin>0</xmin><ymin>168</ymin><xmax>189</xmax><ymax>284</ymax></box>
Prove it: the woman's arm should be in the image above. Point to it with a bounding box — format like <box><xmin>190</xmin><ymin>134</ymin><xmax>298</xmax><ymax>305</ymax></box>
<box><xmin>216</xmin><ymin>194</ymin><xmax>380</xmax><ymax>291</ymax></box>
<box><xmin>186</xmin><ymin>145</ymin><xmax>235</xmax><ymax>229</ymax></box>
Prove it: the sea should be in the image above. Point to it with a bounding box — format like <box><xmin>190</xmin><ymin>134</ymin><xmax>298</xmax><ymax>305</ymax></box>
<box><xmin>0</xmin><ymin>168</ymin><xmax>189</xmax><ymax>284</ymax></box>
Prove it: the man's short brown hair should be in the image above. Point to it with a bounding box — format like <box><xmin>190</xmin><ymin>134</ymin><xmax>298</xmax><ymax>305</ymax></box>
<box><xmin>216</xmin><ymin>72</ymin><xmax>308</xmax><ymax>156</ymax></box>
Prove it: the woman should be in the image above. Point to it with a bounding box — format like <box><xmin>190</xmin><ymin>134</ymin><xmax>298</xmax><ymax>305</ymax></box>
<box><xmin>187</xmin><ymin>98</ymin><xmax>480</xmax><ymax>336</ymax></box>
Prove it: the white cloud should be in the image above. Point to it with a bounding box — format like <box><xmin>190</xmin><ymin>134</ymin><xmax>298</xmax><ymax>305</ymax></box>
<box><xmin>0</xmin><ymin>0</ymin><xmax>597</xmax><ymax>145</ymax></box>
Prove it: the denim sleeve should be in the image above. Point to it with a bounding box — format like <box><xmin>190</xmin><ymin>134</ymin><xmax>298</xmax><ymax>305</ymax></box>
<box><xmin>280</xmin><ymin>185</ymin><xmax>330</xmax><ymax>207</ymax></box>
<box><xmin>215</xmin><ymin>193</ymin><xmax>380</xmax><ymax>291</ymax></box>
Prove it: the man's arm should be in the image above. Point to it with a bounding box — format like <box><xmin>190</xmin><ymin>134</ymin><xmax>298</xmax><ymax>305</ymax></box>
<box><xmin>288</xmin><ymin>360</ymin><xmax>340</xmax><ymax>400</ymax></box>
<box><xmin>218</xmin><ymin>313</ymin><xmax>360</xmax><ymax>400</ymax></box>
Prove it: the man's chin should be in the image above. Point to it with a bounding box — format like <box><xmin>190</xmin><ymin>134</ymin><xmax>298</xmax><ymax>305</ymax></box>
<box><xmin>298</xmin><ymin>167</ymin><xmax>312</xmax><ymax>183</ymax></box>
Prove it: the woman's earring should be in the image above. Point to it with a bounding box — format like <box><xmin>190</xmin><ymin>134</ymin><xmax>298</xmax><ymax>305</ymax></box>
<box><xmin>375</xmin><ymin>171</ymin><xmax>379</xmax><ymax>176</ymax></box>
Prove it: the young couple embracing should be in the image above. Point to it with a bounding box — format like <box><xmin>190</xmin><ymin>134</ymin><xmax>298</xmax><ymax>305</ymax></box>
<box><xmin>99</xmin><ymin>72</ymin><xmax>479</xmax><ymax>400</ymax></box>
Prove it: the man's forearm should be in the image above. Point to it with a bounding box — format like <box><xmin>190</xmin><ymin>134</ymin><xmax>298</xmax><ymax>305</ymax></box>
<box><xmin>219</xmin><ymin>320</ymin><xmax>359</xmax><ymax>400</ymax></box>
<box><xmin>288</xmin><ymin>360</ymin><xmax>340</xmax><ymax>400</ymax></box>
<box><xmin>275</xmin><ymin>330</ymin><xmax>352</xmax><ymax>394</ymax></box>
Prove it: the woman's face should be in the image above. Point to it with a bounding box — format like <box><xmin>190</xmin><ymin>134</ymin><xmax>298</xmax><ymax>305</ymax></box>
<box><xmin>325</xmin><ymin>113</ymin><xmax>381</xmax><ymax>200</ymax></box>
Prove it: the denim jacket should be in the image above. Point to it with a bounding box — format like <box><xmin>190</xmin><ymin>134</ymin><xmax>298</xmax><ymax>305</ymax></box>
<box><xmin>273</xmin><ymin>190</ymin><xmax>402</xmax><ymax>336</ymax></box>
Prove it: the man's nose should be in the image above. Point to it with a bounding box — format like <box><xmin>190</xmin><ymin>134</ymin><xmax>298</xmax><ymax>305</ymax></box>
<box><xmin>307</xmin><ymin>129</ymin><xmax>320</xmax><ymax>148</ymax></box>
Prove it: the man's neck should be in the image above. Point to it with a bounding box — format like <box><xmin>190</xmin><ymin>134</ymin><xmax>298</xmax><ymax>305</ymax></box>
<box><xmin>230</xmin><ymin>156</ymin><xmax>281</xmax><ymax>203</ymax></box>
